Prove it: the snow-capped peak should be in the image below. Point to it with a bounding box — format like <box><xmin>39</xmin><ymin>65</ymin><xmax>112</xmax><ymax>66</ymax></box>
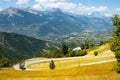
<box><xmin>25</xmin><ymin>7</ymin><xmax>40</xmax><ymax>15</ymax></box>
<box><xmin>44</xmin><ymin>8</ymin><xmax>62</xmax><ymax>14</ymax></box>
<box><xmin>86</xmin><ymin>12</ymin><xmax>105</xmax><ymax>18</ymax></box>
<box><xmin>0</xmin><ymin>7</ymin><xmax>23</xmax><ymax>17</ymax></box>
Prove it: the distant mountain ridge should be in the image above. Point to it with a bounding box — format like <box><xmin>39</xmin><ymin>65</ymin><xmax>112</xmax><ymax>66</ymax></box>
<box><xmin>0</xmin><ymin>7</ymin><xmax>114</xmax><ymax>39</ymax></box>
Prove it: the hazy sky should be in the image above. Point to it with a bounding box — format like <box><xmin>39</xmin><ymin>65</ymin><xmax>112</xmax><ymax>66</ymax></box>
<box><xmin>0</xmin><ymin>0</ymin><xmax>120</xmax><ymax>16</ymax></box>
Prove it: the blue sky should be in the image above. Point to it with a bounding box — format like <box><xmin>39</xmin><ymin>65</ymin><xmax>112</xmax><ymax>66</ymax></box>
<box><xmin>0</xmin><ymin>0</ymin><xmax>120</xmax><ymax>16</ymax></box>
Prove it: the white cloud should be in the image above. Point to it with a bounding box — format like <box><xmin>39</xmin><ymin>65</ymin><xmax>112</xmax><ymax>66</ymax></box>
<box><xmin>35</xmin><ymin>0</ymin><xmax>74</xmax><ymax>9</ymax></box>
<box><xmin>75</xmin><ymin>4</ymin><xmax>108</xmax><ymax>15</ymax></box>
<box><xmin>46</xmin><ymin>2</ymin><xmax>76</xmax><ymax>10</ymax></box>
<box><xmin>34</xmin><ymin>0</ymin><xmax>108</xmax><ymax>15</ymax></box>
<box><xmin>115</xmin><ymin>8</ymin><xmax>120</xmax><ymax>11</ymax></box>
<box><xmin>16</xmin><ymin>0</ymin><xmax>29</xmax><ymax>5</ymax></box>
<box><xmin>35</xmin><ymin>0</ymin><xmax>65</xmax><ymax>4</ymax></box>
<box><xmin>32</xmin><ymin>4</ymin><xmax>41</xmax><ymax>10</ymax></box>
<box><xmin>104</xmin><ymin>13</ymin><xmax>113</xmax><ymax>17</ymax></box>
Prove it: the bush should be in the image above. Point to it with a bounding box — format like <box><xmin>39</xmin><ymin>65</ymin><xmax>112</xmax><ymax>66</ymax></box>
<box><xmin>99</xmin><ymin>41</ymin><xmax>104</xmax><ymax>45</ymax></box>
<box><xmin>112</xmin><ymin>63</ymin><xmax>120</xmax><ymax>73</ymax></box>
<box><xmin>116</xmin><ymin>66</ymin><xmax>120</xmax><ymax>73</ymax></box>
<box><xmin>66</xmin><ymin>50</ymin><xmax>87</xmax><ymax>57</ymax></box>
<box><xmin>0</xmin><ymin>58</ymin><xmax>10</xmax><ymax>67</ymax></box>
<box><xmin>78</xmin><ymin>50</ymin><xmax>87</xmax><ymax>56</ymax></box>
<box><xmin>115</xmin><ymin>51</ymin><xmax>120</xmax><ymax>62</ymax></box>
<box><xmin>94</xmin><ymin>51</ymin><xmax>98</xmax><ymax>56</ymax></box>
<box><xmin>42</xmin><ymin>49</ymin><xmax>64</xmax><ymax>58</ymax></box>
<box><xmin>19</xmin><ymin>60</ymin><xmax>26</xmax><ymax>70</ymax></box>
<box><xmin>0</xmin><ymin>64</ymin><xmax>2</xmax><ymax>69</ymax></box>
<box><xmin>49</xmin><ymin>60</ymin><xmax>55</xmax><ymax>70</ymax></box>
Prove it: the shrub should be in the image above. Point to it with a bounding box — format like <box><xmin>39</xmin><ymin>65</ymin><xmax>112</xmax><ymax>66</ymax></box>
<box><xmin>0</xmin><ymin>58</ymin><xmax>10</xmax><ymax>67</ymax></box>
<box><xmin>115</xmin><ymin>51</ymin><xmax>120</xmax><ymax>62</ymax></box>
<box><xmin>94</xmin><ymin>51</ymin><xmax>98</xmax><ymax>56</ymax></box>
<box><xmin>19</xmin><ymin>60</ymin><xmax>26</xmax><ymax>70</ymax></box>
<box><xmin>78</xmin><ymin>50</ymin><xmax>87</xmax><ymax>56</ymax></box>
<box><xmin>116</xmin><ymin>66</ymin><xmax>120</xmax><ymax>73</ymax></box>
<box><xmin>49</xmin><ymin>60</ymin><xmax>55</xmax><ymax>70</ymax></box>
<box><xmin>42</xmin><ymin>49</ymin><xmax>64</xmax><ymax>58</ymax></box>
<box><xmin>62</xmin><ymin>43</ymin><xmax>68</xmax><ymax>55</ymax></box>
<box><xmin>112</xmin><ymin>63</ymin><xmax>120</xmax><ymax>73</ymax></box>
<box><xmin>0</xmin><ymin>64</ymin><xmax>2</xmax><ymax>69</ymax></box>
<box><xmin>99</xmin><ymin>41</ymin><xmax>104</xmax><ymax>45</ymax></box>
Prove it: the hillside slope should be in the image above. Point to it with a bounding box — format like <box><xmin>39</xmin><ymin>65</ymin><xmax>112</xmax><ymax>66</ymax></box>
<box><xmin>0</xmin><ymin>32</ymin><xmax>59</xmax><ymax>64</ymax></box>
<box><xmin>0</xmin><ymin>43</ymin><xmax>118</xmax><ymax>80</ymax></box>
<box><xmin>26</xmin><ymin>43</ymin><xmax>115</xmax><ymax>71</ymax></box>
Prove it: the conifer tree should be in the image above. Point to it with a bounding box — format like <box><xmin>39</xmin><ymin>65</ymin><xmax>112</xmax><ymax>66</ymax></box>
<box><xmin>49</xmin><ymin>60</ymin><xmax>55</xmax><ymax>70</ymax></box>
<box><xmin>19</xmin><ymin>60</ymin><xmax>26</xmax><ymax>70</ymax></box>
<box><xmin>62</xmin><ymin>43</ymin><xmax>68</xmax><ymax>55</ymax></box>
<box><xmin>111</xmin><ymin>15</ymin><xmax>120</xmax><ymax>73</ymax></box>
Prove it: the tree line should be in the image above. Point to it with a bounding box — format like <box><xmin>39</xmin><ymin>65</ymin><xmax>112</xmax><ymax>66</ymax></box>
<box><xmin>42</xmin><ymin>41</ymin><xmax>98</xmax><ymax>58</ymax></box>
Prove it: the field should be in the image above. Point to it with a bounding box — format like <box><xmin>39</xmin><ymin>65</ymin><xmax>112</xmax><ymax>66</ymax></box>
<box><xmin>0</xmin><ymin>43</ymin><xmax>120</xmax><ymax>80</ymax></box>
<box><xmin>28</xmin><ymin>51</ymin><xmax>114</xmax><ymax>71</ymax></box>
<box><xmin>0</xmin><ymin>62</ymin><xmax>120</xmax><ymax>80</ymax></box>
<box><xmin>28</xmin><ymin>43</ymin><xmax>115</xmax><ymax>71</ymax></box>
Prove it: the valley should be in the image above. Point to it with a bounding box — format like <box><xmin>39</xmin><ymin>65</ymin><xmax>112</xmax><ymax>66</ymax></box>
<box><xmin>0</xmin><ymin>7</ymin><xmax>113</xmax><ymax>40</ymax></box>
<box><xmin>57</xmin><ymin>31</ymin><xmax>112</xmax><ymax>47</ymax></box>
<box><xmin>0</xmin><ymin>1</ymin><xmax>120</xmax><ymax>79</ymax></box>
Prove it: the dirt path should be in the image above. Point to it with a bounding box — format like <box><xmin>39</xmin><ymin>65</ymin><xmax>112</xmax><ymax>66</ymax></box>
<box><xmin>13</xmin><ymin>55</ymin><xmax>93</xmax><ymax>70</ymax></box>
<box><xmin>13</xmin><ymin>50</ymin><xmax>115</xmax><ymax>71</ymax></box>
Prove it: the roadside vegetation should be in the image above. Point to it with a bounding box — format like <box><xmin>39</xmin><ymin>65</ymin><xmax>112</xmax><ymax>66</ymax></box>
<box><xmin>110</xmin><ymin>15</ymin><xmax>120</xmax><ymax>73</ymax></box>
<box><xmin>42</xmin><ymin>40</ymin><xmax>101</xmax><ymax>58</ymax></box>
<box><xmin>49</xmin><ymin>60</ymin><xmax>55</xmax><ymax>70</ymax></box>
<box><xmin>19</xmin><ymin>60</ymin><xmax>26</xmax><ymax>70</ymax></box>
<box><xmin>0</xmin><ymin>58</ymin><xmax>10</xmax><ymax>69</ymax></box>
<box><xmin>94</xmin><ymin>51</ymin><xmax>98</xmax><ymax>56</ymax></box>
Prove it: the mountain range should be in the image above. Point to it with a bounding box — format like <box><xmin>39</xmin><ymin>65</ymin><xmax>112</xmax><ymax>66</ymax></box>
<box><xmin>0</xmin><ymin>7</ymin><xmax>114</xmax><ymax>40</ymax></box>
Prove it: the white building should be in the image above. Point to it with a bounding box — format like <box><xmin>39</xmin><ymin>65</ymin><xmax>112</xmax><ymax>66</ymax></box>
<box><xmin>73</xmin><ymin>47</ymin><xmax>81</xmax><ymax>51</ymax></box>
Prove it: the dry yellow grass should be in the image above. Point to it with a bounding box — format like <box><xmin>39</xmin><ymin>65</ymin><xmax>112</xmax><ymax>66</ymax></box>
<box><xmin>0</xmin><ymin>61</ymin><xmax>120</xmax><ymax>80</ymax></box>
<box><xmin>28</xmin><ymin>43</ymin><xmax>115</xmax><ymax>71</ymax></box>
<box><xmin>28</xmin><ymin>52</ymin><xmax>115</xmax><ymax>71</ymax></box>
<box><xmin>25</xmin><ymin>57</ymin><xmax>47</xmax><ymax>62</ymax></box>
<box><xmin>87</xmin><ymin>43</ymin><xmax>110</xmax><ymax>55</ymax></box>
<box><xmin>0</xmin><ymin>43</ymin><xmax>119</xmax><ymax>80</ymax></box>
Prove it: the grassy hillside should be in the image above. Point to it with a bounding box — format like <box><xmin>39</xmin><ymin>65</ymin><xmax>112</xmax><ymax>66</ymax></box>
<box><xmin>87</xmin><ymin>43</ymin><xmax>110</xmax><ymax>55</ymax></box>
<box><xmin>0</xmin><ymin>43</ymin><xmax>119</xmax><ymax>80</ymax></box>
<box><xmin>0</xmin><ymin>32</ymin><xmax>59</xmax><ymax>64</ymax></box>
<box><xmin>28</xmin><ymin>43</ymin><xmax>115</xmax><ymax>71</ymax></box>
<box><xmin>0</xmin><ymin>61</ymin><xmax>119</xmax><ymax>80</ymax></box>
